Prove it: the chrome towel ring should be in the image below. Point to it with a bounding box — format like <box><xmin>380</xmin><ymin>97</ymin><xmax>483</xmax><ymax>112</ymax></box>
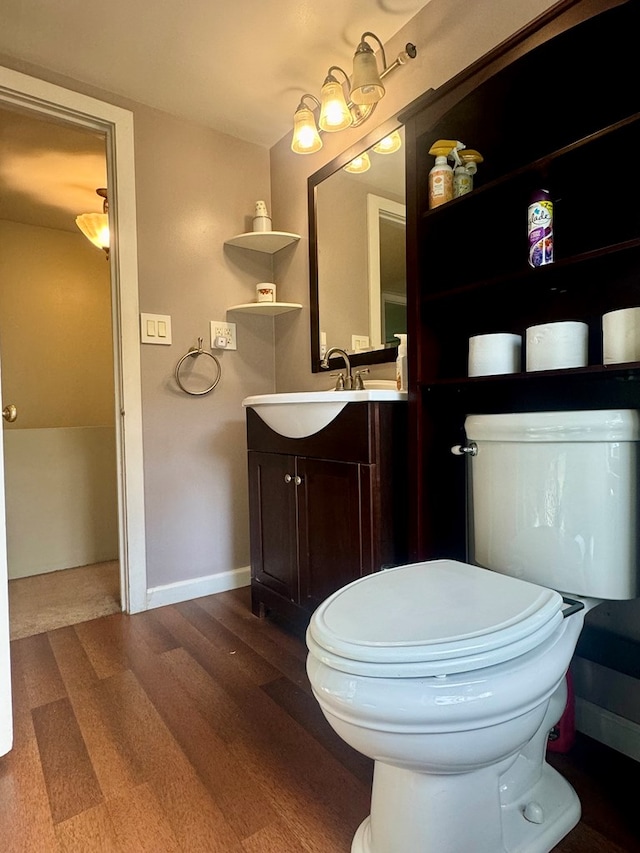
<box><xmin>175</xmin><ymin>338</ymin><xmax>221</xmax><ymax>396</ymax></box>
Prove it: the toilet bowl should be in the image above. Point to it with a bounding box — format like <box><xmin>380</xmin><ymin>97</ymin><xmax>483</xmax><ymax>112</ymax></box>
<box><xmin>307</xmin><ymin>559</ymin><xmax>584</xmax><ymax>853</ymax></box>
<box><xmin>306</xmin><ymin>409</ymin><xmax>639</xmax><ymax>852</ymax></box>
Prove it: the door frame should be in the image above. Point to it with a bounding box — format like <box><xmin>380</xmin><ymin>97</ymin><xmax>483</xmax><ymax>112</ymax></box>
<box><xmin>0</xmin><ymin>66</ymin><xmax>147</xmax><ymax>613</ymax></box>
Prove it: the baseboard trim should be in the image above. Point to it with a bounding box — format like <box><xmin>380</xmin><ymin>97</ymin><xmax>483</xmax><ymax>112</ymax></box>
<box><xmin>146</xmin><ymin>566</ymin><xmax>251</xmax><ymax>610</ymax></box>
<box><xmin>575</xmin><ymin>697</ymin><xmax>640</xmax><ymax>763</ymax></box>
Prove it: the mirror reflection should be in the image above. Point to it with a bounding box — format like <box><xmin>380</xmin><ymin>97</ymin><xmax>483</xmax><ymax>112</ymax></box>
<box><xmin>314</xmin><ymin>126</ymin><xmax>406</xmax><ymax>364</ymax></box>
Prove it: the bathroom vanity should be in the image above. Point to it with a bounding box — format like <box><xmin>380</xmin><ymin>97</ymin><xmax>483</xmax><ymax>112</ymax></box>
<box><xmin>245</xmin><ymin>400</ymin><xmax>407</xmax><ymax>627</ymax></box>
<box><xmin>399</xmin><ymin>0</ymin><xmax>640</xmax><ymax>760</ymax></box>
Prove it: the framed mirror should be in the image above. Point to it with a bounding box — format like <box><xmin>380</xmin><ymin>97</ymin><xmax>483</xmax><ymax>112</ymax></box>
<box><xmin>309</xmin><ymin>121</ymin><xmax>406</xmax><ymax>372</ymax></box>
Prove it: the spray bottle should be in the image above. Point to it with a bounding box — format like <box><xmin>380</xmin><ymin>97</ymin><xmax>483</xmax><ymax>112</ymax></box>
<box><xmin>453</xmin><ymin>149</ymin><xmax>484</xmax><ymax>198</ymax></box>
<box><xmin>428</xmin><ymin>140</ymin><xmax>462</xmax><ymax>209</ymax></box>
<box><xmin>394</xmin><ymin>334</ymin><xmax>408</xmax><ymax>391</ymax></box>
<box><xmin>527</xmin><ymin>189</ymin><xmax>554</xmax><ymax>267</ymax></box>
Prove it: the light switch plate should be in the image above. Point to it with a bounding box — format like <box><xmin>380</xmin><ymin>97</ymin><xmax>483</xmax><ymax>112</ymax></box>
<box><xmin>141</xmin><ymin>313</ymin><xmax>172</xmax><ymax>344</ymax></box>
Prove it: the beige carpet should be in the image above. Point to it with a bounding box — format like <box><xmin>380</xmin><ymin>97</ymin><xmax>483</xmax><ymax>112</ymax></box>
<box><xmin>8</xmin><ymin>560</ymin><xmax>121</xmax><ymax>640</ymax></box>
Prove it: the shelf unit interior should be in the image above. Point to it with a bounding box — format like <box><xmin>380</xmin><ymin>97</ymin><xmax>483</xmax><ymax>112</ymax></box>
<box><xmin>403</xmin><ymin>0</ymin><xmax>640</xmax><ymax>561</ymax></box>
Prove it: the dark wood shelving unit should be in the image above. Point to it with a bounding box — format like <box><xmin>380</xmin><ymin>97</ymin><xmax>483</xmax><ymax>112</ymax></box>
<box><xmin>400</xmin><ymin>0</ymin><xmax>640</xmax><ymax>560</ymax></box>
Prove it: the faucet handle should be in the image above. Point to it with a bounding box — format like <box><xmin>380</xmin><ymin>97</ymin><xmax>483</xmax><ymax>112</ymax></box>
<box><xmin>332</xmin><ymin>373</ymin><xmax>345</xmax><ymax>390</ymax></box>
<box><xmin>353</xmin><ymin>368</ymin><xmax>369</xmax><ymax>390</ymax></box>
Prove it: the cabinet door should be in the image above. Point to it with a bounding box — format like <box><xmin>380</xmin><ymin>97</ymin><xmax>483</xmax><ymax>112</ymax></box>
<box><xmin>248</xmin><ymin>451</ymin><xmax>298</xmax><ymax>602</ymax></box>
<box><xmin>297</xmin><ymin>457</ymin><xmax>371</xmax><ymax>611</ymax></box>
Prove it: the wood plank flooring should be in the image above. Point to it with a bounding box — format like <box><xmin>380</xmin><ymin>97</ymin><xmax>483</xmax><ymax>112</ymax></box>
<box><xmin>2</xmin><ymin>586</ymin><xmax>640</xmax><ymax>852</ymax></box>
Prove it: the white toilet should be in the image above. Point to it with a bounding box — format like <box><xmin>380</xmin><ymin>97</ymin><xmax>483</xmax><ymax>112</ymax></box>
<box><xmin>306</xmin><ymin>409</ymin><xmax>639</xmax><ymax>853</ymax></box>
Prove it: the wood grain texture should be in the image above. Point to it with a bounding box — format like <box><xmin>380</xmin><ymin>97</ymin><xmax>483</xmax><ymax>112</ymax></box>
<box><xmin>1</xmin><ymin>586</ymin><xmax>638</xmax><ymax>852</ymax></box>
<box><xmin>32</xmin><ymin>697</ymin><xmax>104</xmax><ymax>824</ymax></box>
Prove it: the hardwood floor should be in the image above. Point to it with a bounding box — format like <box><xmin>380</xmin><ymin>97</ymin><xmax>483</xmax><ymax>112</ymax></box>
<box><xmin>2</xmin><ymin>586</ymin><xmax>639</xmax><ymax>852</ymax></box>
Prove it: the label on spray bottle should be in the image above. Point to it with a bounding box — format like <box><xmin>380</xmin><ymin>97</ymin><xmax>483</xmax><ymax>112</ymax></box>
<box><xmin>429</xmin><ymin>161</ymin><xmax>453</xmax><ymax>209</ymax></box>
<box><xmin>527</xmin><ymin>189</ymin><xmax>554</xmax><ymax>267</ymax></box>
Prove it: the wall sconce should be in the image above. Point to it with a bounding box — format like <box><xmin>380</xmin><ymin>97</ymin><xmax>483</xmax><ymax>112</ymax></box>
<box><xmin>75</xmin><ymin>188</ymin><xmax>110</xmax><ymax>259</ymax></box>
<box><xmin>291</xmin><ymin>32</ymin><xmax>416</xmax><ymax>154</ymax></box>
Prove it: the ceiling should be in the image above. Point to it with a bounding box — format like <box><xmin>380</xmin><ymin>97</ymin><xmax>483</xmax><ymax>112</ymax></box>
<box><xmin>0</xmin><ymin>0</ymin><xmax>426</xmax><ymax>148</ymax></box>
<box><xmin>0</xmin><ymin>0</ymin><xmax>425</xmax><ymax>233</ymax></box>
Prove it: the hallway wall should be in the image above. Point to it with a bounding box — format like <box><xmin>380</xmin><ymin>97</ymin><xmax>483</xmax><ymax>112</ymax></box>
<box><xmin>0</xmin><ymin>219</ymin><xmax>118</xmax><ymax>577</ymax></box>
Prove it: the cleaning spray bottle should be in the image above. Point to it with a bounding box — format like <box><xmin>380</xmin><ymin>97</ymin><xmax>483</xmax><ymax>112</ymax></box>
<box><xmin>395</xmin><ymin>334</ymin><xmax>408</xmax><ymax>391</ymax></box>
<box><xmin>453</xmin><ymin>149</ymin><xmax>484</xmax><ymax>198</ymax></box>
<box><xmin>527</xmin><ymin>188</ymin><xmax>554</xmax><ymax>267</ymax></box>
<box><xmin>428</xmin><ymin>140</ymin><xmax>461</xmax><ymax>209</ymax></box>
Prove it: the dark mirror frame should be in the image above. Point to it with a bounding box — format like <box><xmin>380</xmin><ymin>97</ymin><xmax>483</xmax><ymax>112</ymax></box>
<box><xmin>308</xmin><ymin>115</ymin><xmax>405</xmax><ymax>373</ymax></box>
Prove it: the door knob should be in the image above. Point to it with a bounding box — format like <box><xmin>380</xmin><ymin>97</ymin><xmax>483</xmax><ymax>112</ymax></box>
<box><xmin>2</xmin><ymin>404</ymin><xmax>17</xmax><ymax>423</ymax></box>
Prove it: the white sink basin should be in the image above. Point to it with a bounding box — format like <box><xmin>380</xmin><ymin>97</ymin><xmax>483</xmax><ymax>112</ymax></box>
<box><xmin>243</xmin><ymin>383</ymin><xmax>407</xmax><ymax>438</ymax></box>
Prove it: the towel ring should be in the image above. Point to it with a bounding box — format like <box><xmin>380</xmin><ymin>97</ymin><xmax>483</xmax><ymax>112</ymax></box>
<box><xmin>175</xmin><ymin>338</ymin><xmax>222</xmax><ymax>396</ymax></box>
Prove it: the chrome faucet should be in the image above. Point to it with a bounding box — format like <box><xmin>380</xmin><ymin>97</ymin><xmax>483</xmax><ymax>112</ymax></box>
<box><xmin>321</xmin><ymin>347</ymin><xmax>353</xmax><ymax>390</ymax></box>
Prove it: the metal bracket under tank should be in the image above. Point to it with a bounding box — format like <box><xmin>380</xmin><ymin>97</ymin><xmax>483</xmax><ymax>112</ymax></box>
<box><xmin>562</xmin><ymin>597</ymin><xmax>585</xmax><ymax>619</ymax></box>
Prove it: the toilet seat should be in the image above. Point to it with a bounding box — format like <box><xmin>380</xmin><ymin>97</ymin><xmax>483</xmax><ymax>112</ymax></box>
<box><xmin>307</xmin><ymin>559</ymin><xmax>565</xmax><ymax>677</ymax></box>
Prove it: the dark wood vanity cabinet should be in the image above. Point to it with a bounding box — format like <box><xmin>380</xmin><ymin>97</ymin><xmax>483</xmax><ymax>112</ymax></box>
<box><xmin>246</xmin><ymin>403</ymin><xmax>407</xmax><ymax>626</ymax></box>
<box><xmin>400</xmin><ymin>0</ymin><xmax>640</xmax><ymax>562</ymax></box>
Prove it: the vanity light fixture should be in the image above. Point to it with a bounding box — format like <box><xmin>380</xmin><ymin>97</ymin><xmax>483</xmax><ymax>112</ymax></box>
<box><xmin>291</xmin><ymin>33</ymin><xmax>416</xmax><ymax>154</ymax></box>
<box><xmin>350</xmin><ymin>33</ymin><xmax>386</xmax><ymax>105</ymax></box>
<box><xmin>319</xmin><ymin>67</ymin><xmax>353</xmax><ymax>132</ymax></box>
<box><xmin>291</xmin><ymin>95</ymin><xmax>323</xmax><ymax>154</ymax></box>
<box><xmin>343</xmin><ymin>152</ymin><xmax>371</xmax><ymax>174</ymax></box>
<box><xmin>75</xmin><ymin>187</ymin><xmax>110</xmax><ymax>259</ymax></box>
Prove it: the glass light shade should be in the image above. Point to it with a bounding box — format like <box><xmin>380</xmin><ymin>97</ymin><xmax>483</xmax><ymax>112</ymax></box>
<box><xmin>319</xmin><ymin>79</ymin><xmax>352</xmax><ymax>132</ymax></box>
<box><xmin>75</xmin><ymin>212</ymin><xmax>110</xmax><ymax>251</ymax></box>
<box><xmin>291</xmin><ymin>105</ymin><xmax>322</xmax><ymax>154</ymax></box>
<box><xmin>350</xmin><ymin>47</ymin><xmax>385</xmax><ymax>105</ymax></box>
<box><xmin>343</xmin><ymin>152</ymin><xmax>371</xmax><ymax>174</ymax></box>
<box><xmin>373</xmin><ymin>130</ymin><xmax>402</xmax><ymax>154</ymax></box>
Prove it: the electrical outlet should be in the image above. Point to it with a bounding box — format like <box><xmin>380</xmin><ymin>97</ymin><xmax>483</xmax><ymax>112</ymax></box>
<box><xmin>210</xmin><ymin>320</ymin><xmax>237</xmax><ymax>350</ymax></box>
<box><xmin>352</xmin><ymin>334</ymin><xmax>370</xmax><ymax>352</ymax></box>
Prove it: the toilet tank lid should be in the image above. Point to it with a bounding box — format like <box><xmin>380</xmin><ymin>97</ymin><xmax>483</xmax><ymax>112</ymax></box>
<box><xmin>465</xmin><ymin>409</ymin><xmax>640</xmax><ymax>442</ymax></box>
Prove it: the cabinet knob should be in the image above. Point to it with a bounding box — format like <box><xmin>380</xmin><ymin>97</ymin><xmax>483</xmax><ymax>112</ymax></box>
<box><xmin>294</xmin><ymin>475</ymin><xmax>302</xmax><ymax>486</ymax></box>
<box><xmin>284</xmin><ymin>473</ymin><xmax>303</xmax><ymax>485</ymax></box>
<box><xmin>284</xmin><ymin>473</ymin><xmax>292</xmax><ymax>484</ymax></box>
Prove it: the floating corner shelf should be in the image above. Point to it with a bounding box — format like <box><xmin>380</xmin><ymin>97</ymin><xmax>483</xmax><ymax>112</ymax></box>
<box><xmin>224</xmin><ymin>231</ymin><xmax>301</xmax><ymax>254</ymax></box>
<box><xmin>227</xmin><ymin>302</ymin><xmax>303</xmax><ymax>316</ymax></box>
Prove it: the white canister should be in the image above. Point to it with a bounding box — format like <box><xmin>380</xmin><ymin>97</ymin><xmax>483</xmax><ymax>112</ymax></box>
<box><xmin>252</xmin><ymin>200</ymin><xmax>272</xmax><ymax>232</ymax></box>
<box><xmin>256</xmin><ymin>283</ymin><xmax>276</xmax><ymax>303</ymax></box>
<box><xmin>602</xmin><ymin>307</ymin><xmax>640</xmax><ymax>364</ymax></box>
<box><xmin>468</xmin><ymin>333</ymin><xmax>522</xmax><ymax>377</ymax></box>
<box><xmin>526</xmin><ymin>321</ymin><xmax>588</xmax><ymax>371</ymax></box>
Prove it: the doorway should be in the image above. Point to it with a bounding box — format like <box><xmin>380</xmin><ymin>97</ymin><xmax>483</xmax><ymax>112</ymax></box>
<box><xmin>0</xmin><ymin>106</ymin><xmax>122</xmax><ymax>638</ymax></box>
<box><xmin>0</xmin><ymin>66</ymin><xmax>147</xmax><ymax>614</ymax></box>
<box><xmin>0</xmin><ymin>65</ymin><xmax>147</xmax><ymax>754</ymax></box>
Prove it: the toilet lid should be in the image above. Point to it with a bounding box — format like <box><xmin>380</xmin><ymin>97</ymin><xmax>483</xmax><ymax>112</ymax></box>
<box><xmin>307</xmin><ymin>559</ymin><xmax>565</xmax><ymax>677</ymax></box>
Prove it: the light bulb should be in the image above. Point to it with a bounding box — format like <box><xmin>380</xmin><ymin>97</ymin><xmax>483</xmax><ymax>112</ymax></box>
<box><xmin>319</xmin><ymin>78</ymin><xmax>352</xmax><ymax>132</ymax></box>
<box><xmin>291</xmin><ymin>104</ymin><xmax>322</xmax><ymax>154</ymax></box>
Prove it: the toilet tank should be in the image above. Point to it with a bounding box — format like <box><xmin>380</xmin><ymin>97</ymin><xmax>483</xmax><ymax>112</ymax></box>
<box><xmin>465</xmin><ymin>409</ymin><xmax>640</xmax><ymax>599</ymax></box>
